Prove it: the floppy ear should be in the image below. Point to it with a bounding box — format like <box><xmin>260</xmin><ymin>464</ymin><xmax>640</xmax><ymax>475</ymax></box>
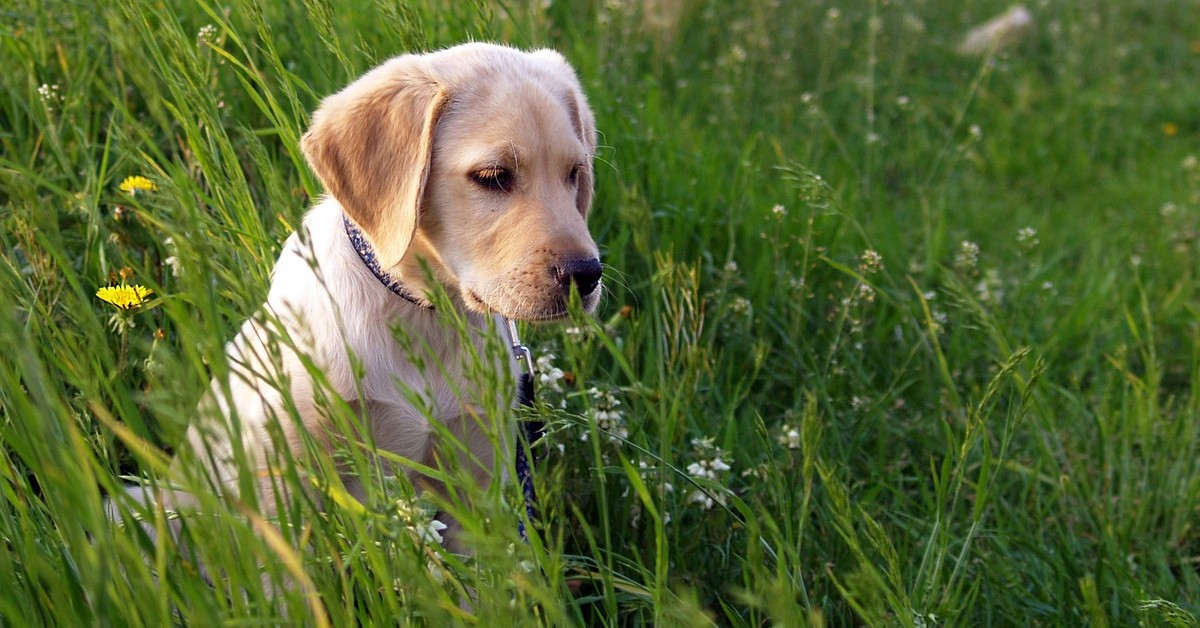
<box><xmin>300</xmin><ymin>57</ymin><xmax>449</xmax><ymax>270</ymax></box>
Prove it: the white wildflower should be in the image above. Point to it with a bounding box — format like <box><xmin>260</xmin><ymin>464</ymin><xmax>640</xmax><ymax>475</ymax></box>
<box><xmin>163</xmin><ymin>237</ymin><xmax>182</xmax><ymax>277</ymax></box>
<box><xmin>1017</xmin><ymin>226</ymin><xmax>1039</xmax><ymax>248</ymax></box>
<box><xmin>395</xmin><ymin>497</ymin><xmax>446</xmax><ymax>545</ymax></box>
<box><xmin>686</xmin><ymin>437</ymin><xmax>733</xmax><ymax>510</ymax></box>
<box><xmin>582</xmin><ymin>387</ymin><xmax>627</xmax><ymax>442</ymax></box>
<box><xmin>417</xmin><ymin>519</ymin><xmax>448</xmax><ymax>545</ymax></box>
<box><xmin>37</xmin><ymin>83</ymin><xmax>62</xmax><ymax>111</ymax></box>
<box><xmin>778</xmin><ymin>425</ymin><xmax>801</xmax><ymax>450</ymax></box>
<box><xmin>197</xmin><ymin>24</ymin><xmax>218</xmax><ymax>44</ymax></box>
<box><xmin>859</xmin><ymin>249</ymin><xmax>884</xmax><ymax>274</ymax></box>
<box><xmin>955</xmin><ymin>240</ymin><xmax>980</xmax><ymax>272</ymax></box>
<box><xmin>536</xmin><ymin>353</ymin><xmax>565</xmax><ymax>393</ymax></box>
<box><xmin>856</xmin><ymin>283</ymin><xmax>875</xmax><ymax>303</ymax></box>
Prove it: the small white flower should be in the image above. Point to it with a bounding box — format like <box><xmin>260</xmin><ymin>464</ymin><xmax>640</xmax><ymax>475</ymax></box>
<box><xmin>583</xmin><ymin>387</ymin><xmax>627</xmax><ymax>443</ymax></box>
<box><xmin>197</xmin><ymin>24</ymin><xmax>218</xmax><ymax>44</ymax></box>
<box><xmin>859</xmin><ymin>249</ymin><xmax>884</xmax><ymax>274</ymax></box>
<box><xmin>37</xmin><ymin>83</ymin><xmax>62</xmax><ymax>111</ymax></box>
<box><xmin>856</xmin><ymin>283</ymin><xmax>875</xmax><ymax>304</ymax></box>
<box><xmin>1017</xmin><ymin>226</ymin><xmax>1039</xmax><ymax>248</ymax></box>
<box><xmin>395</xmin><ymin>497</ymin><xmax>445</xmax><ymax>545</ymax></box>
<box><xmin>536</xmin><ymin>353</ymin><xmax>565</xmax><ymax>393</ymax></box>
<box><xmin>724</xmin><ymin>260</ymin><xmax>739</xmax><ymax>273</ymax></box>
<box><xmin>771</xmin><ymin>203</ymin><xmax>787</xmax><ymax>217</ymax></box>
<box><xmin>778</xmin><ymin>426</ymin><xmax>801</xmax><ymax>449</ymax></box>
<box><xmin>686</xmin><ymin>438</ymin><xmax>733</xmax><ymax>510</ymax></box>
<box><xmin>418</xmin><ymin>519</ymin><xmax>448</xmax><ymax>545</ymax></box>
<box><xmin>955</xmin><ymin>240</ymin><xmax>980</xmax><ymax>272</ymax></box>
<box><xmin>896</xmin><ymin>95</ymin><xmax>910</xmax><ymax>107</ymax></box>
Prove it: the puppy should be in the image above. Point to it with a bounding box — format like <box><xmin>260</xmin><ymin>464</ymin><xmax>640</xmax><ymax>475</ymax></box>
<box><xmin>119</xmin><ymin>43</ymin><xmax>601</xmax><ymax>552</ymax></box>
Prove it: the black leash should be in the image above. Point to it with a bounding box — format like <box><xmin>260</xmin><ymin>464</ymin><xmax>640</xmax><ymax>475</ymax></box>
<box><xmin>506</xmin><ymin>319</ymin><xmax>542</xmax><ymax>541</ymax></box>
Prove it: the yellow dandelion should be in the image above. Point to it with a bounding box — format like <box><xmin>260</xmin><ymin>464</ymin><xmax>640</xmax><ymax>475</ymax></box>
<box><xmin>1163</xmin><ymin>122</ymin><xmax>1180</xmax><ymax>137</ymax></box>
<box><xmin>96</xmin><ymin>283</ymin><xmax>153</xmax><ymax>310</ymax></box>
<box><xmin>118</xmin><ymin>175</ymin><xmax>157</xmax><ymax>195</ymax></box>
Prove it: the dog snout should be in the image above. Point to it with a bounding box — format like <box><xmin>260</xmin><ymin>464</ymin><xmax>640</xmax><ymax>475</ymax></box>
<box><xmin>554</xmin><ymin>258</ymin><xmax>602</xmax><ymax>297</ymax></box>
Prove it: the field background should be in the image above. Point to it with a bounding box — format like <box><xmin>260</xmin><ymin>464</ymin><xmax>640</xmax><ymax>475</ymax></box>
<box><xmin>3</xmin><ymin>0</ymin><xmax>1200</xmax><ymax>625</ymax></box>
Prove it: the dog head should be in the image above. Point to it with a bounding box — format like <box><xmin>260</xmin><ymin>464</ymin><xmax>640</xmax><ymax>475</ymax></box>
<box><xmin>300</xmin><ymin>43</ymin><xmax>601</xmax><ymax>320</ymax></box>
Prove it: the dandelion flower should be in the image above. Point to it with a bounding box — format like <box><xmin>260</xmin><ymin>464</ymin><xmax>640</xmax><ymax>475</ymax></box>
<box><xmin>118</xmin><ymin>175</ymin><xmax>157</xmax><ymax>195</ymax></box>
<box><xmin>96</xmin><ymin>283</ymin><xmax>153</xmax><ymax>310</ymax></box>
<box><xmin>1163</xmin><ymin>122</ymin><xmax>1179</xmax><ymax>137</ymax></box>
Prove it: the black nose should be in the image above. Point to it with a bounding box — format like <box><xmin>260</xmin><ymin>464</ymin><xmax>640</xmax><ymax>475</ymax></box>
<box><xmin>555</xmin><ymin>258</ymin><xmax>602</xmax><ymax>297</ymax></box>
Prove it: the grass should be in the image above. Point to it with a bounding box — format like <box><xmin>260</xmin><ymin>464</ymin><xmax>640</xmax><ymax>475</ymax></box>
<box><xmin>2</xmin><ymin>0</ymin><xmax>1200</xmax><ymax>624</ymax></box>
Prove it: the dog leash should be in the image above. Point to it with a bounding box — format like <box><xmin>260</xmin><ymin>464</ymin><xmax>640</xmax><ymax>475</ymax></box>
<box><xmin>505</xmin><ymin>319</ymin><xmax>542</xmax><ymax>542</ymax></box>
<box><xmin>343</xmin><ymin>214</ymin><xmax>544</xmax><ymax>540</ymax></box>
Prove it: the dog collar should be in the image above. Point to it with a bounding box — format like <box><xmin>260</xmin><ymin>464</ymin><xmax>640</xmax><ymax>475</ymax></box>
<box><xmin>342</xmin><ymin>215</ymin><xmax>430</xmax><ymax>308</ymax></box>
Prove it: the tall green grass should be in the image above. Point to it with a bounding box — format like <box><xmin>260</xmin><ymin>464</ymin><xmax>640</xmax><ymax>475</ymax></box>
<box><xmin>3</xmin><ymin>0</ymin><xmax>1200</xmax><ymax>624</ymax></box>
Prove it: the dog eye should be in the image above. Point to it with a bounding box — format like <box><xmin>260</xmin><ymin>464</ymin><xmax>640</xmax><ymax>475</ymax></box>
<box><xmin>470</xmin><ymin>167</ymin><xmax>512</xmax><ymax>192</ymax></box>
<box><xmin>567</xmin><ymin>165</ymin><xmax>581</xmax><ymax>186</ymax></box>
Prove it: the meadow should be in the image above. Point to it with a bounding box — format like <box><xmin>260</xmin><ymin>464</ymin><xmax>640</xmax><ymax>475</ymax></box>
<box><xmin>2</xmin><ymin>0</ymin><xmax>1199</xmax><ymax>624</ymax></box>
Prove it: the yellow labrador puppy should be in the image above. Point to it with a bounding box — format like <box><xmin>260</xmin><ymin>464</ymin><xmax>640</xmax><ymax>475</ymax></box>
<box><xmin>121</xmin><ymin>43</ymin><xmax>601</xmax><ymax>550</ymax></box>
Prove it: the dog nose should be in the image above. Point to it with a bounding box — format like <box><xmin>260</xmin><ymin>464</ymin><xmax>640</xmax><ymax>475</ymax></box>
<box><xmin>555</xmin><ymin>258</ymin><xmax>602</xmax><ymax>297</ymax></box>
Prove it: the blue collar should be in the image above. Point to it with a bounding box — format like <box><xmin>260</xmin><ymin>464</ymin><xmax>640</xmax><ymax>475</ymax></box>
<box><xmin>342</xmin><ymin>215</ymin><xmax>429</xmax><ymax>308</ymax></box>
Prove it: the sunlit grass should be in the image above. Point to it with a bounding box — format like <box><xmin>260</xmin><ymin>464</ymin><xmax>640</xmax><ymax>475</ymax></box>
<box><xmin>2</xmin><ymin>0</ymin><xmax>1200</xmax><ymax>624</ymax></box>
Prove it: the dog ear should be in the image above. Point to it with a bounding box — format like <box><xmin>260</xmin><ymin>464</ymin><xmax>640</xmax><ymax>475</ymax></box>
<box><xmin>301</xmin><ymin>57</ymin><xmax>449</xmax><ymax>270</ymax></box>
<box><xmin>531</xmin><ymin>49</ymin><xmax>597</xmax><ymax>218</ymax></box>
<box><xmin>568</xmin><ymin>89</ymin><xmax>597</xmax><ymax>218</ymax></box>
